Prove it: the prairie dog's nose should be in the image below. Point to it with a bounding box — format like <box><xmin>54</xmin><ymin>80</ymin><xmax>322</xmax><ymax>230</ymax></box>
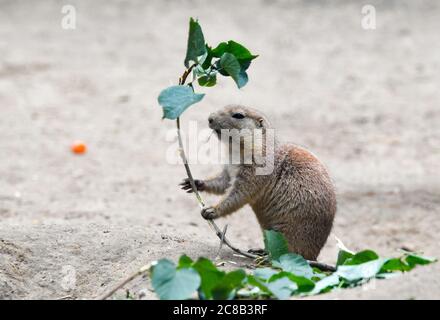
<box><xmin>208</xmin><ymin>115</ymin><xmax>214</xmax><ymax>124</ymax></box>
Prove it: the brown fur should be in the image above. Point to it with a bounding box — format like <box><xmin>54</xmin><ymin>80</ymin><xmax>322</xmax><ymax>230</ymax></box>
<box><xmin>182</xmin><ymin>105</ymin><xmax>336</xmax><ymax>260</ymax></box>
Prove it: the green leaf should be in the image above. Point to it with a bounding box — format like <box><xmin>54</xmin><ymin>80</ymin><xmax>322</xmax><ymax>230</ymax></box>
<box><xmin>211</xmin><ymin>40</ymin><xmax>257</xmax><ymax>61</ymax></box>
<box><xmin>269</xmin><ymin>272</ymin><xmax>315</xmax><ymax>293</ymax></box>
<box><xmin>272</xmin><ymin>253</ymin><xmax>314</xmax><ymax>279</ymax></box>
<box><xmin>263</xmin><ymin>230</ymin><xmax>289</xmax><ymax>261</ymax></box>
<box><xmin>151</xmin><ymin>259</ymin><xmax>201</xmax><ymax>300</ymax></box>
<box><xmin>158</xmin><ymin>85</ymin><xmax>205</xmax><ymax>120</ymax></box>
<box><xmin>211</xmin><ymin>42</ymin><xmax>228</xmax><ymax>58</ymax></box>
<box><xmin>253</xmin><ymin>268</ymin><xmax>278</xmax><ymax>281</ymax></box>
<box><xmin>343</xmin><ymin>250</ymin><xmax>379</xmax><ymax>265</ymax></box>
<box><xmin>225</xmin><ymin>40</ymin><xmax>258</xmax><ymax>61</ymax></box>
<box><xmin>219</xmin><ymin>53</ymin><xmax>240</xmax><ymax>84</ymax></box>
<box><xmin>336</xmin><ymin>258</ymin><xmax>387</xmax><ymax>282</ymax></box>
<box><xmin>380</xmin><ymin>258</ymin><xmax>411</xmax><ymax>273</ymax></box>
<box><xmin>219</xmin><ymin>53</ymin><xmax>248</xmax><ymax>88</ymax></box>
<box><xmin>246</xmin><ymin>275</ymin><xmax>272</xmax><ymax>295</ymax></box>
<box><xmin>237</xmin><ymin>69</ymin><xmax>249</xmax><ymax>88</ymax></box>
<box><xmin>184</xmin><ymin>18</ymin><xmax>207</xmax><ymax>67</ymax></box>
<box><xmin>177</xmin><ymin>255</ymin><xmax>194</xmax><ymax>269</ymax></box>
<box><xmin>192</xmin><ymin>258</ymin><xmax>225</xmax><ymax>299</ymax></box>
<box><xmin>201</xmin><ymin>45</ymin><xmax>214</xmax><ymax>70</ymax></box>
<box><xmin>198</xmin><ymin>73</ymin><xmax>217</xmax><ymax>87</ymax></box>
<box><xmin>405</xmin><ymin>253</ymin><xmax>436</xmax><ymax>268</ymax></box>
<box><xmin>266</xmin><ymin>276</ymin><xmax>298</xmax><ymax>299</ymax></box>
<box><xmin>211</xmin><ymin>269</ymin><xmax>246</xmax><ymax>300</ymax></box>
<box><xmin>336</xmin><ymin>249</ymin><xmax>354</xmax><ymax>266</ymax></box>
<box><xmin>310</xmin><ymin>273</ymin><xmax>340</xmax><ymax>295</ymax></box>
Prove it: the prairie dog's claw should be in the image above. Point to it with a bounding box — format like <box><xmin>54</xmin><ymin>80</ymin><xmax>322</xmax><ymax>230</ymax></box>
<box><xmin>201</xmin><ymin>206</ymin><xmax>217</xmax><ymax>220</ymax></box>
<box><xmin>179</xmin><ymin>178</ymin><xmax>204</xmax><ymax>193</ymax></box>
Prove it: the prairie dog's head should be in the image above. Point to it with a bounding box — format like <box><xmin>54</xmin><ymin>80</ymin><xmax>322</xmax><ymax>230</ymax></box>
<box><xmin>208</xmin><ymin>105</ymin><xmax>270</xmax><ymax>136</ymax></box>
<box><xmin>208</xmin><ymin>105</ymin><xmax>272</xmax><ymax>160</ymax></box>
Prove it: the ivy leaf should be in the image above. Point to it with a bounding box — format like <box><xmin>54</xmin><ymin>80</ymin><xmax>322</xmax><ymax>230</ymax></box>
<box><xmin>158</xmin><ymin>85</ymin><xmax>205</xmax><ymax>120</ymax></box>
<box><xmin>269</xmin><ymin>272</ymin><xmax>315</xmax><ymax>293</ymax></box>
<box><xmin>211</xmin><ymin>42</ymin><xmax>228</xmax><ymax>57</ymax></box>
<box><xmin>177</xmin><ymin>255</ymin><xmax>194</xmax><ymax>269</ymax></box>
<box><xmin>184</xmin><ymin>18</ymin><xmax>207</xmax><ymax>67</ymax></box>
<box><xmin>219</xmin><ymin>53</ymin><xmax>248</xmax><ymax>88</ymax></box>
<box><xmin>237</xmin><ymin>69</ymin><xmax>249</xmax><ymax>88</ymax></box>
<box><xmin>211</xmin><ymin>40</ymin><xmax>258</xmax><ymax>61</ymax></box>
<box><xmin>336</xmin><ymin>258</ymin><xmax>387</xmax><ymax>282</ymax></box>
<box><xmin>380</xmin><ymin>257</ymin><xmax>411</xmax><ymax>273</ymax></box>
<box><xmin>335</xmin><ymin>236</ymin><xmax>354</xmax><ymax>266</ymax></box>
<box><xmin>219</xmin><ymin>53</ymin><xmax>241</xmax><ymax>85</ymax></box>
<box><xmin>151</xmin><ymin>259</ymin><xmax>201</xmax><ymax>300</ymax></box>
<box><xmin>310</xmin><ymin>273</ymin><xmax>340</xmax><ymax>295</ymax></box>
<box><xmin>272</xmin><ymin>253</ymin><xmax>314</xmax><ymax>279</ymax></box>
<box><xmin>253</xmin><ymin>268</ymin><xmax>278</xmax><ymax>281</ymax></box>
<box><xmin>211</xmin><ymin>269</ymin><xmax>246</xmax><ymax>300</ymax></box>
<box><xmin>263</xmin><ymin>230</ymin><xmax>289</xmax><ymax>261</ymax></box>
<box><xmin>198</xmin><ymin>73</ymin><xmax>217</xmax><ymax>87</ymax></box>
<box><xmin>336</xmin><ymin>249</ymin><xmax>354</xmax><ymax>266</ymax></box>
<box><xmin>266</xmin><ymin>276</ymin><xmax>298</xmax><ymax>299</ymax></box>
<box><xmin>192</xmin><ymin>258</ymin><xmax>225</xmax><ymax>300</ymax></box>
<box><xmin>343</xmin><ymin>250</ymin><xmax>379</xmax><ymax>265</ymax></box>
<box><xmin>246</xmin><ymin>275</ymin><xmax>272</xmax><ymax>295</ymax></box>
<box><xmin>405</xmin><ymin>253</ymin><xmax>436</xmax><ymax>268</ymax></box>
<box><xmin>201</xmin><ymin>45</ymin><xmax>214</xmax><ymax>70</ymax></box>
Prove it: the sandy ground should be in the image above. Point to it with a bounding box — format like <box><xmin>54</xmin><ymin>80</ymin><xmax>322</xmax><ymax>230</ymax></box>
<box><xmin>0</xmin><ymin>0</ymin><xmax>439</xmax><ymax>300</ymax></box>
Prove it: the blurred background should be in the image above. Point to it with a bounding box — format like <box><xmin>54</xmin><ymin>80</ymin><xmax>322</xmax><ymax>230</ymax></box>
<box><xmin>0</xmin><ymin>0</ymin><xmax>439</xmax><ymax>299</ymax></box>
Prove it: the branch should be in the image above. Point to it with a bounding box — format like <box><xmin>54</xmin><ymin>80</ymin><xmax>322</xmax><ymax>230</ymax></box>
<box><xmin>308</xmin><ymin>261</ymin><xmax>336</xmax><ymax>272</ymax></box>
<box><xmin>176</xmin><ymin>65</ymin><xmax>258</xmax><ymax>260</ymax></box>
<box><xmin>98</xmin><ymin>264</ymin><xmax>151</xmax><ymax>300</ymax></box>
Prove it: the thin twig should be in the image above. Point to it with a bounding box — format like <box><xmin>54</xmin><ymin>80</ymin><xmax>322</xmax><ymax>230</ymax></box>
<box><xmin>308</xmin><ymin>261</ymin><xmax>336</xmax><ymax>272</ymax></box>
<box><xmin>98</xmin><ymin>264</ymin><xmax>150</xmax><ymax>300</ymax></box>
<box><xmin>215</xmin><ymin>224</ymin><xmax>228</xmax><ymax>259</ymax></box>
<box><xmin>176</xmin><ymin>66</ymin><xmax>258</xmax><ymax>260</ymax></box>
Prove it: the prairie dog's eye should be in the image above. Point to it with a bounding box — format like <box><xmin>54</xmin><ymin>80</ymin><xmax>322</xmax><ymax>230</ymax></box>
<box><xmin>232</xmin><ymin>113</ymin><xmax>245</xmax><ymax>119</ymax></box>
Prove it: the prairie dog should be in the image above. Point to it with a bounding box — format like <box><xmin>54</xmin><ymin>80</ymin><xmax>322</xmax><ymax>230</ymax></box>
<box><xmin>180</xmin><ymin>105</ymin><xmax>336</xmax><ymax>260</ymax></box>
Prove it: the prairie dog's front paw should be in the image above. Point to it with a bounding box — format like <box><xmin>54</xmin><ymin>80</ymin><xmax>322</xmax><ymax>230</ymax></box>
<box><xmin>179</xmin><ymin>178</ymin><xmax>205</xmax><ymax>193</ymax></box>
<box><xmin>201</xmin><ymin>206</ymin><xmax>218</xmax><ymax>220</ymax></box>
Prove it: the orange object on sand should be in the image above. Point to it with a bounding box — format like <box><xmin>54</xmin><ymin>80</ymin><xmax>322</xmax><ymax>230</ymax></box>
<box><xmin>71</xmin><ymin>141</ymin><xmax>87</xmax><ymax>154</ymax></box>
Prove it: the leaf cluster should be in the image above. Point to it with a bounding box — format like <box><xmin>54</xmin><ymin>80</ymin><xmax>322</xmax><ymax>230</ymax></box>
<box><xmin>150</xmin><ymin>230</ymin><xmax>436</xmax><ymax>300</ymax></box>
<box><xmin>158</xmin><ymin>18</ymin><xmax>257</xmax><ymax>119</ymax></box>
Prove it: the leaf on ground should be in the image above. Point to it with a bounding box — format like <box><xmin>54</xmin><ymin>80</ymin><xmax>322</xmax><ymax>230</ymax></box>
<box><xmin>253</xmin><ymin>267</ymin><xmax>278</xmax><ymax>281</ymax></box>
<box><xmin>263</xmin><ymin>230</ymin><xmax>289</xmax><ymax>261</ymax></box>
<box><xmin>310</xmin><ymin>273</ymin><xmax>340</xmax><ymax>295</ymax></box>
<box><xmin>336</xmin><ymin>258</ymin><xmax>387</xmax><ymax>282</ymax></box>
<box><xmin>380</xmin><ymin>257</ymin><xmax>411</xmax><ymax>273</ymax></box>
<box><xmin>336</xmin><ymin>249</ymin><xmax>354</xmax><ymax>266</ymax></box>
<box><xmin>272</xmin><ymin>253</ymin><xmax>314</xmax><ymax>279</ymax></box>
<box><xmin>343</xmin><ymin>250</ymin><xmax>379</xmax><ymax>265</ymax></box>
<box><xmin>184</xmin><ymin>18</ymin><xmax>207</xmax><ymax>67</ymax></box>
<box><xmin>211</xmin><ymin>269</ymin><xmax>246</xmax><ymax>300</ymax></box>
<box><xmin>269</xmin><ymin>272</ymin><xmax>315</xmax><ymax>293</ymax></box>
<box><xmin>246</xmin><ymin>275</ymin><xmax>272</xmax><ymax>295</ymax></box>
<box><xmin>151</xmin><ymin>259</ymin><xmax>201</xmax><ymax>300</ymax></box>
<box><xmin>405</xmin><ymin>253</ymin><xmax>437</xmax><ymax>268</ymax></box>
<box><xmin>177</xmin><ymin>255</ymin><xmax>194</xmax><ymax>269</ymax></box>
<box><xmin>158</xmin><ymin>85</ymin><xmax>205</xmax><ymax>120</ymax></box>
<box><xmin>266</xmin><ymin>276</ymin><xmax>298</xmax><ymax>299</ymax></box>
<box><xmin>192</xmin><ymin>257</ymin><xmax>225</xmax><ymax>299</ymax></box>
